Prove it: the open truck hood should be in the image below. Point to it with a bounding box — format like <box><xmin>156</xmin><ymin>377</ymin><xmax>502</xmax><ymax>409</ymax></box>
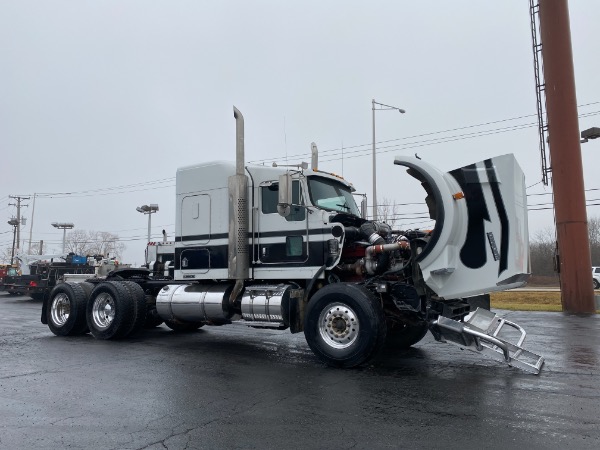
<box><xmin>394</xmin><ymin>154</ymin><xmax>529</xmax><ymax>299</ymax></box>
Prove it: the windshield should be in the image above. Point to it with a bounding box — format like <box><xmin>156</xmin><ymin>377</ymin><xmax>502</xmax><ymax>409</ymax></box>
<box><xmin>307</xmin><ymin>176</ymin><xmax>360</xmax><ymax>216</ymax></box>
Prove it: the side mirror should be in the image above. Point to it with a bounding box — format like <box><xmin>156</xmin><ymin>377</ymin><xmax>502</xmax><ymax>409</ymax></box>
<box><xmin>277</xmin><ymin>173</ymin><xmax>293</xmax><ymax>217</ymax></box>
<box><xmin>360</xmin><ymin>196</ymin><xmax>367</xmax><ymax>219</ymax></box>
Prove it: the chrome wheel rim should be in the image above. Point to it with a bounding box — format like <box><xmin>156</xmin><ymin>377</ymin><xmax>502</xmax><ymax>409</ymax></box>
<box><xmin>50</xmin><ymin>293</ymin><xmax>70</xmax><ymax>326</ymax></box>
<box><xmin>318</xmin><ymin>302</ymin><xmax>360</xmax><ymax>349</ymax></box>
<box><xmin>92</xmin><ymin>293</ymin><xmax>115</xmax><ymax>329</ymax></box>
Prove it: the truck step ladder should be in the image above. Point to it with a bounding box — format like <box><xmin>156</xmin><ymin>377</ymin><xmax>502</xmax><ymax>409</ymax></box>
<box><xmin>433</xmin><ymin>308</ymin><xmax>545</xmax><ymax>374</ymax></box>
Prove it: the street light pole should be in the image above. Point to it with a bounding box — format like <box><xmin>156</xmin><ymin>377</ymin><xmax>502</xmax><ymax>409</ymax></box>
<box><xmin>372</xmin><ymin>99</ymin><xmax>405</xmax><ymax>220</ymax></box>
<box><xmin>372</xmin><ymin>100</ymin><xmax>377</xmax><ymax>220</ymax></box>
<box><xmin>51</xmin><ymin>222</ymin><xmax>74</xmax><ymax>253</ymax></box>
<box><xmin>580</xmin><ymin>127</ymin><xmax>600</xmax><ymax>144</ymax></box>
<box><xmin>136</xmin><ymin>204</ymin><xmax>159</xmax><ymax>242</ymax></box>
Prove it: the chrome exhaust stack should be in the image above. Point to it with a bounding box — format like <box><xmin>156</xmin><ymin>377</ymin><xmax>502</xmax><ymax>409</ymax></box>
<box><xmin>229</xmin><ymin>107</ymin><xmax>249</xmax><ymax>302</ymax></box>
<box><xmin>311</xmin><ymin>142</ymin><xmax>318</xmax><ymax>170</ymax></box>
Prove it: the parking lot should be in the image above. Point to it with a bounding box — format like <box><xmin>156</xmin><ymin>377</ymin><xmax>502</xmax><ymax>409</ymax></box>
<box><xmin>0</xmin><ymin>291</ymin><xmax>599</xmax><ymax>449</ymax></box>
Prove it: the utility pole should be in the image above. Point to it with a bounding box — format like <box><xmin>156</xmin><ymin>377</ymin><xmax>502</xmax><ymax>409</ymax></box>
<box><xmin>539</xmin><ymin>0</ymin><xmax>596</xmax><ymax>313</ymax></box>
<box><xmin>27</xmin><ymin>193</ymin><xmax>37</xmax><ymax>254</ymax></box>
<box><xmin>8</xmin><ymin>218</ymin><xmax>19</xmax><ymax>264</ymax></box>
<box><xmin>8</xmin><ymin>195</ymin><xmax>29</xmax><ymax>253</ymax></box>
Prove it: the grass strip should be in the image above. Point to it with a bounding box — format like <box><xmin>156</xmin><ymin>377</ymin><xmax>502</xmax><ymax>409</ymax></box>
<box><xmin>490</xmin><ymin>291</ymin><xmax>599</xmax><ymax>313</ymax></box>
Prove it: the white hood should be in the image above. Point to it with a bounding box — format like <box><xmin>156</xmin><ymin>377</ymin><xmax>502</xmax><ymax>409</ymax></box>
<box><xmin>394</xmin><ymin>154</ymin><xmax>529</xmax><ymax>299</ymax></box>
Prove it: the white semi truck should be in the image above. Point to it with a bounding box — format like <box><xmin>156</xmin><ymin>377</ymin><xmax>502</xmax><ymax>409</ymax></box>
<box><xmin>43</xmin><ymin>107</ymin><xmax>543</xmax><ymax>373</ymax></box>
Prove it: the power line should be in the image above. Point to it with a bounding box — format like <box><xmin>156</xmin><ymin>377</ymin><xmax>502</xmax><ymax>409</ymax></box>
<box><xmin>14</xmin><ymin>178</ymin><xmax>176</xmax><ymax>200</ymax></box>
<box><xmin>248</xmin><ymin>101</ymin><xmax>600</xmax><ymax>165</ymax></box>
<box><xmin>8</xmin><ymin>102</ymin><xmax>600</xmax><ymax>204</ymax></box>
<box><xmin>320</xmin><ymin>112</ymin><xmax>600</xmax><ymax>163</ymax></box>
<box><xmin>36</xmin><ymin>181</ymin><xmax>176</xmax><ymax>199</ymax></box>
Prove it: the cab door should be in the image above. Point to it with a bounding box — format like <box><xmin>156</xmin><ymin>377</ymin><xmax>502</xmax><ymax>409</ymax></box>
<box><xmin>255</xmin><ymin>179</ymin><xmax>309</xmax><ymax>265</ymax></box>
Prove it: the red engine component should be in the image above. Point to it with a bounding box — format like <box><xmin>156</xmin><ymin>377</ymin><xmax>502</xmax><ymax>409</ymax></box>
<box><xmin>340</xmin><ymin>244</ymin><xmax>366</xmax><ymax>259</ymax></box>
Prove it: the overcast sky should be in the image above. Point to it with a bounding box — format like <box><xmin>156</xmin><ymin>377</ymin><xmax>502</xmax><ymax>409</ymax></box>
<box><xmin>1</xmin><ymin>1</ymin><xmax>599</xmax><ymax>265</ymax></box>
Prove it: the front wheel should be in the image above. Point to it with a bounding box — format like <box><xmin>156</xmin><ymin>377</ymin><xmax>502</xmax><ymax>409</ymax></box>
<box><xmin>386</xmin><ymin>320</ymin><xmax>429</xmax><ymax>349</ymax></box>
<box><xmin>304</xmin><ymin>283</ymin><xmax>387</xmax><ymax>368</ymax></box>
<box><xmin>594</xmin><ymin>279</ymin><xmax>599</xmax><ymax>290</ymax></box>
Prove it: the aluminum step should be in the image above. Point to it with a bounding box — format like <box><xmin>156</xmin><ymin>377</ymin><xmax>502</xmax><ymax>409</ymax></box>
<box><xmin>433</xmin><ymin>308</ymin><xmax>545</xmax><ymax>374</ymax></box>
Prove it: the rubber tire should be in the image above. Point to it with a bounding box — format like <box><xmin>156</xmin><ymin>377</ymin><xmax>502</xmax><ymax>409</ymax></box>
<box><xmin>77</xmin><ymin>281</ymin><xmax>95</xmax><ymax>334</ymax></box>
<box><xmin>86</xmin><ymin>281</ymin><xmax>135</xmax><ymax>340</ymax></box>
<box><xmin>386</xmin><ymin>320</ymin><xmax>429</xmax><ymax>349</ymax></box>
<box><xmin>116</xmin><ymin>281</ymin><xmax>147</xmax><ymax>337</ymax></box>
<box><xmin>304</xmin><ymin>283</ymin><xmax>387</xmax><ymax>368</ymax></box>
<box><xmin>594</xmin><ymin>279</ymin><xmax>599</xmax><ymax>289</ymax></box>
<box><xmin>144</xmin><ymin>307</ymin><xmax>164</xmax><ymax>328</ymax></box>
<box><xmin>47</xmin><ymin>282</ymin><xmax>89</xmax><ymax>336</ymax></box>
<box><xmin>164</xmin><ymin>319</ymin><xmax>203</xmax><ymax>332</ymax></box>
<box><xmin>79</xmin><ymin>282</ymin><xmax>95</xmax><ymax>301</ymax></box>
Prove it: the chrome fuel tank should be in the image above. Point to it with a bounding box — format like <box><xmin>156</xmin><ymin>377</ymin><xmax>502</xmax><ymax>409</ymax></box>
<box><xmin>240</xmin><ymin>284</ymin><xmax>293</xmax><ymax>325</ymax></box>
<box><xmin>156</xmin><ymin>283</ymin><xmax>238</xmax><ymax>324</ymax></box>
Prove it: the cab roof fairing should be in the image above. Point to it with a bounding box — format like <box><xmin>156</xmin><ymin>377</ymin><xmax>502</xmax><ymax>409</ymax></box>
<box><xmin>246</xmin><ymin>164</ymin><xmax>356</xmax><ymax>192</ymax></box>
<box><xmin>176</xmin><ymin>160</ymin><xmax>355</xmax><ymax>192</ymax></box>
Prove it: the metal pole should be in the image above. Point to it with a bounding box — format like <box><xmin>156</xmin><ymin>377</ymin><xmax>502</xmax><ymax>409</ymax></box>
<box><xmin>27</xmin><ymin>193</ymin><xmax>36</xmax><ymax>254</ymax></box>
<box><xmin>148</xmin><ymin>212</ymin><xmax>152</xmax><ymax>243</ymax></box>
<box><xmin>10</xmin><ymin>225</ymin><xmax>16</xmax><ymax>265</ymax></box>
<box><xmin>62</xmin><ymin>228</ymin><xmax>67</xmax><ymax>253</ymax></box>
<box><xmin>8</xmin><ymin>196</ymin><xmax>29</xmax><ymax>252</ymax></box>
<box><xmin>372</xmin><ymin>99</ymin><xmax>377</xmax><ymax>220</ymax></box>
<box><xmin>539</xmin><ymin>0</ymin><xmax>595</xmax><ymax>313</ymax></box>
<box><xmin>16</xmin><ymin>201</ymin><xmax>21</xmax><ymax>251</ymax></box>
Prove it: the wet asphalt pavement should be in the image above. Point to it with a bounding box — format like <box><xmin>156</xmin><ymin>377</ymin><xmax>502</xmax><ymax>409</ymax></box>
<box><xmin>0</xmin><ymin>291</ymin><xmax>599</xmax><ymax>450</ymax></box>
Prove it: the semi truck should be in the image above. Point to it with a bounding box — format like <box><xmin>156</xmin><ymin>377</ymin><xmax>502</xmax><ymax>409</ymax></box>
<box><xmin>42</xmin><ymin>107</ymin><xmax>544</xmax><ymax>373</ymax></box>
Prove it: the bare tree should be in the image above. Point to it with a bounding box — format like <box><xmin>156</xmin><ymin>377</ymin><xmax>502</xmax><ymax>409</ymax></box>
<box><xmin>64</xmin><ymin>230</ymin><xmax>125</xmax><ymax>259</ymax></box>
<box><xmin>64</xmin><ymin>229</ymin><xmax>91</xmax><ymax>255</ymax></box>
<box><xmin>87</xmin><ymin>231</ymin><xmax>125</xmax><ymax>259</ymax></box>
<box><xmin>377</xmin><ymin>197</ymin><xmax>400</xmax><ymax>229</ymax></box>
<box><xmin>0</xmin><ymin>247</ymin><xmax>13</xmax><ymax>264</ymax></box>
<box><xmin>27</xmin><ymin>241</ymin><xmax>44</xmax><ymax>255</ymax></box>
<box><xmin>587</xmin><ymin>216</ymin><xmax>600</xmax><ymax>265</ymax></box>
<box><xmin>529</xmin><ymin>226</ymin><xmax>556</xmax><ymax>277</ymax></box>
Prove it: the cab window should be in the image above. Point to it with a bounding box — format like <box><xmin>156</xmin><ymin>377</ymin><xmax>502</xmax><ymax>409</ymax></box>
<box><xmin>261</xmin><ymin>181</ymin><xmax>305</xmax><ymax>221</ymax></box>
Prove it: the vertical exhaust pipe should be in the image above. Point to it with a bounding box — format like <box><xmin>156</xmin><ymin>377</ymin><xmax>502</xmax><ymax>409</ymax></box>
<box><xmin>229</xmin><ymin>106</ymin><xmax>249</xmax><ymax>303</ymax></box>
<box><xmin>235</xmin><ymin>107</ymin><xmax>245</xmax><ymax>176</ymax></box>
<box><xmin>311</xmin><ymin>142</ymin><xmax>318</xmax><ymax>170</ymax></box>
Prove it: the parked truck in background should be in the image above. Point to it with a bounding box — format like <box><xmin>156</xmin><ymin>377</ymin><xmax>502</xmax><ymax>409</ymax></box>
<box><xmin>145</xmin><ymin>235</ymin><xmax>175</xmax><ymax>278</ymax></box>
<box><xmin>42</xmin><ymin>107</ymin><xmax>544</xmax><ymax>373</ymax></box>
<box><xmin>5</xmin><ymin>253</ymin><xmax>95</xmax><ymax>300</ymax></box>
<box><xmin>0</xmin><ymin>264</ymin><xmax>19</xmax><ymax>291</ymax></box>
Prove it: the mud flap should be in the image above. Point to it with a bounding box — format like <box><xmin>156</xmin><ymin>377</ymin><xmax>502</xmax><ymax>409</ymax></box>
<box><xmin>432</xmin><ymin>308</ymin><xmax>544</xmax><ymax>374</ymax></box>
<box><xmin>41</xmin><ymin>292</ymin><xmax>49</xmax><ymax>324</ymax></box>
